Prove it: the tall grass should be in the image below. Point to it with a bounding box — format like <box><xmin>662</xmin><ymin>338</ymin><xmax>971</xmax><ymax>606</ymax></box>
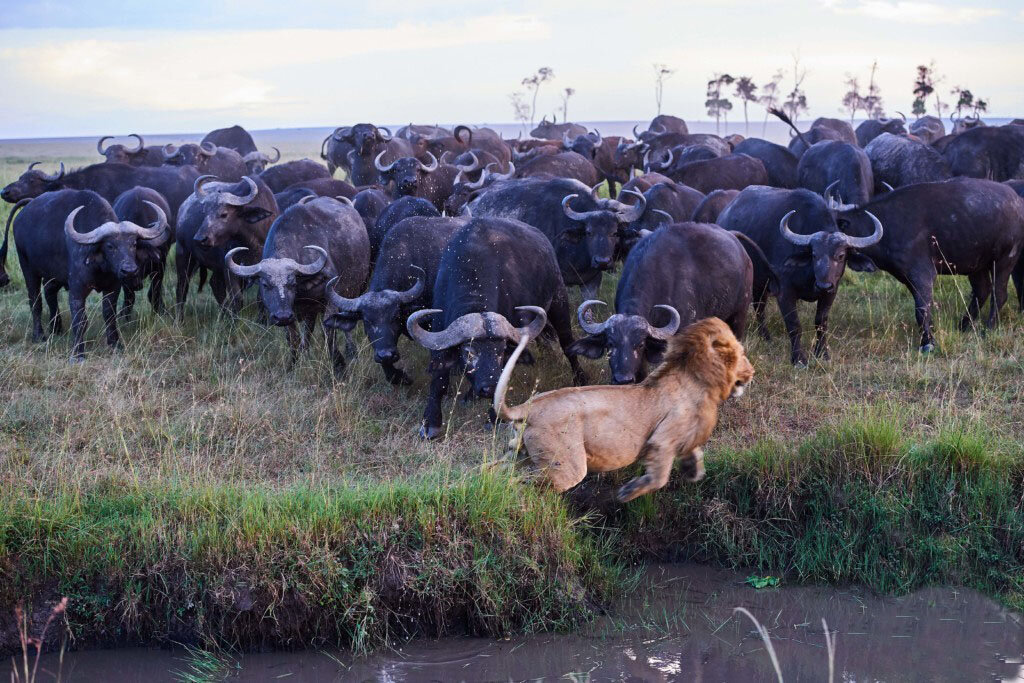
<box><xmin>1</xmin><ymin>146</ymin><xmax>1024</xmax><ymax>652</ymax></box>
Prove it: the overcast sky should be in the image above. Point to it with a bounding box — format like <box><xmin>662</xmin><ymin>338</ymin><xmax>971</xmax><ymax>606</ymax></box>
<box><xmin>1</xmin><ymin>0</ymin><xmax>1021</xmax><ymax>138</ymax></box>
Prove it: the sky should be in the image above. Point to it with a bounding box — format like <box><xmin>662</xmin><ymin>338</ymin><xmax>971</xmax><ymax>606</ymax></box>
<box><xmin>1</xmin><ymin>0</ymin><xmax>1022</xmax><ymax>138</ymax></box>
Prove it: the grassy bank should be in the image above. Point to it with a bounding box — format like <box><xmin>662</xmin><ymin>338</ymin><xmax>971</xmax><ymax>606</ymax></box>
<box><xmin>1</xmin><ymin>146</ymin><xmax>1023</xmax><ymax>653</ymax></box>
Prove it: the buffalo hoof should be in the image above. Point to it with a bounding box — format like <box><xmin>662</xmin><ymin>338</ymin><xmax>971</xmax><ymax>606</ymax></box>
<box><xmin>791</xmin><ymin>355</ymin><xmax>808</xmax><ymax>368</ymax></box>
<box><xmin>68</xmin><ymin>355</ymin><xmax>85</xmax><ymax>365</ymax></box>
<box><xmin>418</xmin><ymin>424</ymin><xmax>443</xmax><ymax>440</ymax></box>
<box><xmin>920</xmin><ymin>343</ymin><xmax>936</xmax><ymax>354</ymax></box>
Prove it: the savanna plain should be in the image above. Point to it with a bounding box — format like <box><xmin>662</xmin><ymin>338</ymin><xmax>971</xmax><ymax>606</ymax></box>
<box><xmin>1</xmin><ymin>136</ymin><xmax>1023</xmax><ymax>664</ymax></box>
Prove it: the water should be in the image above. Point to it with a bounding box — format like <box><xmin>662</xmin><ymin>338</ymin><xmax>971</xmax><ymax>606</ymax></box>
<box><xmin>10</xmin><ymin>563</ymin><xmax>1023</xmax><ymax>681</ymax></box>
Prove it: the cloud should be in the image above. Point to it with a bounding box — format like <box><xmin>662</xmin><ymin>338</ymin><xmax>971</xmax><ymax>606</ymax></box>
<box><xmin>820</xmin><ymin>1</ymin><xmax>1002</xmax><ymax>24</ymax></box>
<box><xmin>0</xmin><ymin>14</ymin><xmax>548</xmax><ymax>113</ymax></box>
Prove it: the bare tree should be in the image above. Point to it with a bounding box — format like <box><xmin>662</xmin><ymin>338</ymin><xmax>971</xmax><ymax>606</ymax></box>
<box><xmin>560</xmin><ymin>87</ymin><xmax>575</xmax><ymax>123</ymax></box>
<box><xmin>841</xmin><ymin>75</ymin><xmax>863</xmax><ymax>123</ymax></box>
<box><xmin>783</xmin><ymin>53</ymin><xmax>809</xmax><ymax>126</ymax></box>
<box><xmin>733</xmin><ymin>76</ymin><xmax>758</xmax><ymax>135</ymax></box>
<box><xmin>521</xmin><ymin>67</ymin><xmax>555</xmax><ymax>127</ymax></box>
<box><xmin>509</xmin><ymin>91</ymin><xmax>530</xmax><ymax>131</ymax></box>
<box><xmin>706</xmin><ymin>73</ymin><xmax>734</xmax><ymax>135</ymax></box>
<box><xmin>862</xmin><ymin>60</ymin><xmax>884</xmax><ymax>119</ymax></box>
<box><xmin>759</xmin><ymin>69</ymin><xmax>784</xmax><ymax>136</ymax></box>
<box><xmin>653</xmin><ymin>63</ymin><xmax>675</xmax><ymax>116</ymax></box>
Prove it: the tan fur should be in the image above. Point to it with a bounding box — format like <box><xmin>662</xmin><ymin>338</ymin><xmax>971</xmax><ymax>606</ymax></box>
<box><xmin>497</xmin><ymin>318</ymin><xmax>754</xmax><ymax>501</ymax></box>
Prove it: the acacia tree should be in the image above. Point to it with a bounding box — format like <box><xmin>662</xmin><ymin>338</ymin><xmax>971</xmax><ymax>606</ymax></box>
<box><xmin>841</xmin><ymin>75</ymin><xmax>863</xmax><ymax>123</ymax></box>
<box><xmin>862</xmin><ymin>60</ymin><xmax>884</xmax><ymax>119</ymax></box>
<box><xmin>560</xmin><ymin>87</ymin><xmax>575</xmax><ymax>122</ymax></box>
<box><xmin>783</xmin><ymin>54</ymin><xmax>809</xmax><ymax>125</ymax></box>
<box><xmin>759</xmin><ymin>69</ymin><xmax>784</xmax><ymax>136</ymax></box>
<box><xmin>521</xmin><ymin>67</ymin><xmax>555</xmax><ymax>126</ymax></box>
<box><xmin>653</xmin><ymin>63</ymin><xmax>675</xmax><ymax>115</ymax></box>
<box><xmin>733</xmin><ymin>76</ymin><xmax>758</xmax><ymax>135</ymax></box>
<box><xmin>912</xmin><ymin>61</ymin><xmax>947</xmax><ymax>118</ymax></box>
<box><xmin>706</xmin><ymin>73</ymin><xmax>734</xmax><ymax>135</ymax></box>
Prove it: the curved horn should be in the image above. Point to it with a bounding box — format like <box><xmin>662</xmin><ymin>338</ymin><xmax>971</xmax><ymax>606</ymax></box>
<box><xmin>512</xmin><ymin>305</ymin><xmax>548</xmax><ymax>342</ymax></box>
<box><xmin>133</xmin><ymin>200</ymin><xmax>169</xmax><ymax>241</ymax></box>
<box><xmin>395</xmin><ymin>265</ymin><xmax>425</xmax><ymax>304</ymax></box>
<box><xmin>454</xmin><ymin>150</ymin><xmax>480</xmax><ymax>173</ymax></box>
<box><xmin>655</xmin><ymin>147</ymin><xmax>673</xmax><ymax>170</ymax></box>
<box><xmin>377</xmin><ymin>126</ymin><xmax>393</xmax><ymax>141</ymax></box>
<box><xmin>881</xmin><ymin>181</ymin><xmax>895</xmax><ymax>192</ymax></box>
<box><xmin>611</xmin><ymin>189</ymin><xmax>646</xmax><ymax>223</ymax></box>
<box><xmin>645</xmin><ymin>305</ymin><xmax>681</xmax><ymax>340</ymax></box>
<box><xmin>577</xmin><ymin>300</ymin><xmax>612</xmax><ymax>335</ymax></box>
<box><xmin>633</xmin><ymin>124</ymin><xmax>642</xmax><ymax>139</ymax></box>
<box><xmin>653</xmin><ymin>209</ymin><xmax>674</xmax><ymax>225</ymax></box>
<box><xmin>199</xmin><ymin>141</ymin><xmax>217</xmax><ymax>156</ymax></box>
<box><xmin>374</xmin><ymin>150</ymin><xmax>397</xmax><ymax>173</ymax></box>
<box><xmin>651</xmin><ymin>123</ymin><xmax>667</xmax><ymax>135</ymax></box>
<box><xmin>779</xmin><ymin>209</ymin><xmax>815</xmax><ymax>246</ymax></box>
<box><xmin>325</xmin><ymin>276</ymin><xmax>363</xmax><ymax>313</ymax></box>
<box><xmin>841</xmin><ymin>210</ymin><xmax>884</xmax><ymax>249</ymax></box>
<box><xmin>224</xmin><ymin>246</ymin><xmax>262</xmax><ymax>277</ymax></box>
<box><xmin>97</xmin><ymin>136</ymin><xmax>113</xmax><ymax>155</ymax></box>
<box><xmin>589</xmin><ymin>129</ymin><xmax>602</xmax><ymax>147</ymax></box>
<box><xmin>129</xmin><ymin>133</ymin><xmax>144</xmax><ymax>153</ymax></box>
<box><xmin>194</xmin><ymin>174</ymin><xmax>218</xmax><ymax>197</ymax></box>
<box><xmin>42</xmin><ymin>162</ymin><xmax>65</xmax><ymax>182</ymax></box>
<box><xmin>463</xmin><ymin>167</ymin><xmax>489</xmax><ymax>190</ymax></box>
<box><xmin>563</xmin><ymin>130</ymin><xmax>574</xmax><ymax>149</ymax></box>
<box><xmin>162</xmin><ymin>143</ymin><xmax>178</xmax><ymax>159</ymax></box>
<box><xmin>331</xmin><ymin>126</ymin><xmax>352</xmax><ymax>141</ymax></box>
<box><xmin>488</xmin><ymin>161</ymin><xmax>514</xmax><ymax>181</ymax></box>
<box><xmin>406</xmin><ymin>309</ymin><xmax>470</xmax><ymax>350</ymax></box>
<box><xmin>64</xmin><ymin>206</ymin><xmax>118</xmax><ymax>245</ymax></box>
<box><xmin>297</xmin><ymin>194</ymin><xmax>317</xmax><ymax>205</ymax></box>
<box><xmin>293</xmin><ymin>245</ymin><xmax>328</xmax><ymax>275</ymax></box>
<box><xmin>590</xmin><ymin>181</ymin><xmax>604</xmax><ymax>200</ymax></box>
<box><xmin>267</xmin><ymin>146</ymin><xmax>280</xmax><ymax>163</ymax></box>
<box><xmin>335</xmin><ymin>195</ymin><xmax>354</xmax><ymax>206</ymax></box>
<box><xmin>895</xmin><ymin>111</ymin><xmax>907</xmax><ymax>123</ymax></box>
<box><xmin>27</xmin><ymin>162</ymin><xmax>41</xmax><ymax>172</ymax></box>
<box><xmin>561</xmin><ymin>194</ymin><xmax>592</xmax><ymax>222</ymax></box>
<box><xmin>221</xmin><ymin>176</ymin><xmax>259</xmax><ymax>206</ymax></box>
<box><xmin>417</xmin><ymin>151</ymin><xmax>439</xmax><ymax>173</ymax></box>
<box><xmin>823</xmin><ymin>179</ymin><xmax>841</xmax><ymax>204</ymax></box>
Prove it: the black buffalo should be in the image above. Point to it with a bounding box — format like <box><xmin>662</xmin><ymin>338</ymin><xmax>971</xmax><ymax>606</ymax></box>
<box><xmin>865</xmin><ymin>133</ymin><xmax>951</xmax><ymax>191</ymax></box>
<box><xmin>406</xmin><ymin>216</ymin><xmax>586</xmax><ymax>439</ymax></box>
<box><xmin>516</xmin><ymin>151</ymin><xmax>600</xmax><ymax>186</ymax></box>
<box><xmin>329</xmin><ymin>124</ymin><xmax>414</xmax><ymax>185</ymax></box>
<box><xmin>162</xmin><ymin>142</ymin><xmax>247</xmax><ymax>181</ymax></box>
<box><xmin>469</xmin><ymin>177</ymin><xmax>645</xmax><ymax>301</ymax></box>
<box><xmin>444</xmin><ymin>162</ymin><xmax>516</xmax><ymax>216</ymax></box>
<box><xmin>909</xmin><ymin>116</ymin><xmax>946</xmax><ymax>144</ymax></box>
<box><xmin>242</xmin><ymin>147</ymin><xmax>281</xmax><ymax>175</ymax></box>
<box><xmin>327</xmin><ymin>216</ymin><xmax>465</xmax><ymax>385</ymax></box>
<box><xmin>1</xmin><ymin>161</ymin><xmax>198</xmax><ymax>223</ymax></box>
<box><xmin>13</xmin><ymin>189</ymin><xmax>168</xmax><ymax>359</ymax></box>
<box><xmin>664</xmin><ymin>154</ymin><xmax>769</xmax><ymax>194</ymax></box>
<box><xmin>97</xmin><ymin>134</ymin><xmax>164</xmax><ymax>166</ymax></box>
<box><xmin>732</xmin><ymin>138</ymin><xmax>799</xmax><ymax>188</ymax></box>
<box><xmin>691</xmin><ymin>189</ymin><xmax>739</xmax><ymax>223</ymax></box>
<box><xmin>225</xmin><ymin>196</ymin><xmax>369</xmax><ymax>374</ymax></box>
<box><xmin>374</xmin><ymin>152</ymin><xmax>457</xmax><ymax>212</ymax></box>
<box><xmin>175</xmin><ymin>175</ymin><xmax>278</xmax><ymax>314</ymax></box>
<box><xmin>0</xmin><ymin>199</ymin><xmax>31</xmax><ymax>288</ymax></box>
<box><xmin>942</xmin><ymin>125</ymin><xmax>1024</xmax><ymax>181</ymax></box>
<box><xmin>717</xmin><ymin>186</ymin><xmax>883</xmax><ymax>364</ymax></box>
<box><xmin>111</xmin><ymin>187</ymin><xmax>173</xmax><ymax>317</ymax></box>
<box><xmin>202</xmin><ymin>125</ymin><xmax>258</xmax><ymax>156</ymax></box>
<box><xmin>370</xmin><ymin>195</ymin><xmax>441</xmax><ymax>260</ymax></box>
<box><xmin>855</xmin><ymin>114</ymin><xmax>908</xmax><ymax>147</ymax></box>
<box><xmin>259</xmin><ymin>159</ymin><xmax>332</xmax><ymax>193</ymax></box>
<box><xmin>621</xmin><ymin>182</ymin><xmax>704</xmax><ymax>240</ymax></box>
<box><xmin>530</xmin><ymin>117</ymin><xmax>587</xmax><ymax>140</ymax></box>
<box><xmin>353</xmin><ymin>188</ymin><xmax>389</xmax><ymax>236</ymax></box>
<box><xmin>836</xmin><ymin>178</ymin><xmax>1024</xmax><ymax>350</ymax></box>
<box><xmin>568</xmin><ymin>222</ymin><xmax>752</xmax><ymax>384</ymax></box>
<box><xmin>798</xmin><ymin>141</ymin><xmax>874</xmax><ymax>208</ymax></box>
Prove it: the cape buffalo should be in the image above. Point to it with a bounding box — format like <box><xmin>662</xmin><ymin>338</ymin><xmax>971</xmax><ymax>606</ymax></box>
<box><xmin>516</xmin><ymin>151</ymin><xmax>600</xmax><ymax>186</ymax></box>
<box><xmin>942</xmin><ymin>125</ymin><xmax>1024</xmax><ymax>181</ymax></box>
<box><xmin>864</xmin><ymin>133</ymin><xmax>951</xmax><ymax>191</ymax></box>
<box><xmin>691</xmin><ymin>189</ymin><xmax>739</xmax><ymax>223</ymax></box>
<box><xmin>225</xmin><ymin>196</ymin><xmax>369</xmax><ymax>374</ymax></box>
<box><xmin>798</xmin><ymin>141</ymin><xmax>874</xmax><ymax>207</ymax></box>
<box><xmin>353</xmin><ymin>188</ymin><xmax>389</xmax><ymax>236</ymax></box>
<box><xmin>97</xmin><ymin>134</ymin><xmax>164</xmax><ymax>166</ymax></box>
<box><xmin>111</xmin><ymin>187</ymin><xmax>173</xmax><ymax>316</ymax></box>
<box><xmin>568</xmin><ymin>222</ymin><xmax>752</xmax><ymax>384</ymax></box>
<box><xmin>326</xmin><ymin>216</ymin><xmax>465</xmax><ymax>385</ymax></box>
<box><xmin>530</xmin><ymin>117</ymin><xmax>587</xmax><ymax>140</ymax></box>
<box><xmin>855</xmin><ymin>114</ymin><xmax>907</xmax><ymax>147</ymax></box>
<box><xmin>733</xmin><ymin>138</ymin><xmax>799</xmax><ymax>188</ymax></box>
<box><xmin>374</xmin><ymin>151</ymin><xmax>457</xmax><ymax>212</ymax></box>
<box><xmin>717</xmin><ymin>186</ymin><xmax>883</xmax><ymax>364</ymax></box>
<box><xmin>665</xmin><ymin>154</ymin><xmax>769</xmax><ymax>194</ymax></box>
<box><xmin>836</xmin><ymin>178</ymin><xmax>1024</xmax><ymax>351</ymax></box>
<box><xmin>202</xmin><ymin>125</ymin><xmax>258</xmax><ymax>156</ymax></box>
<box><xmin>259</xmin><ymin>159</ymin><xmax>332</xmax><ymax>193</ymax></box>
<box><xmin>13</xmin><ymin>189</ymin><xmax>169</xmax><ymax>360</ymax></box>
<box><xmin>406</xmin><ymin>216</ymin><xmax>586</xmax><ymax>439</ymax></box>
<box><xmin>242</xmin><ymin>147</ymin><xmax>281</xmax><ymax>174</ymax></box>
<box><xmin>909</xmin><ymin>116</ymin><xmax>946</xmax><ymax>144</ymax></box>
<box><xmin>370</xmin><ymin>196</ymin><xmax>441</xmax><ymax>260</ymax></box>
<box><xmin>162</xmin><ymin>142</ymin><xmax>247</xmax><ymax>181</ymax></box>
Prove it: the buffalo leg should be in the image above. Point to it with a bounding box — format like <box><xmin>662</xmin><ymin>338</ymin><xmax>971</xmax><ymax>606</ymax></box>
<box><xmin>1012</xmin><ymin>258</ymin><xmax>1024</xmax><ymax>312</ymax></box>
<box><xmin>300</xmin><ymin>315</ymin><xmax>315</xmax><ymax>352</ymax></box>
<box><xmin>988</xmin><ymin>257</ymin><xmax>1014</xmax><ymax>329</ymax></box>
<box><xmin>775</xmin><ymin>288</ymin><xmax>806</xmax><ymax>366</ymax></box>
<box><xmin>25</xmin><ymin>271</ymin><xmax>46</xmax><ymax>342</ymax></box>
<box><xmin>421</xmin><ymin>357</ymin><xmax>453</xmax><ymax>440</ymax></box>
<box><xmin>68</xmin><ymin>289</ymin><xmax>89</xmax><ymax>362</ymax></box>
<box><xmin>381</xmin><ymin>361</ymin><xmax>412</xmax><ymax>386</ymax></box>
<box><xmin>960</xmin><ymin>271</ymin><xmax>991</xmax><ymax>331</ymax></box>
<box><xmin>101</xmin><ymin>290</ymin><xmax>122</xmax><ymax>350</ymax></box>
<box><xmin>324</xmin><ymin>323</ymin><xmax>346</xmax><ymax>376</ymax></box>
<box><xmin>148</xmin><ymin>257</ymin><xmax>166</xmax><ymax>313</ymax></box>
<box><xmin>120</xmin><ymin>285</ymin><xmax>137</xmax><ymax>322</ymax></box>
<box><xmin>905</xmin><ymin>272</ymin><xmax>937</xmax><ymax>351</ymax></box>
<box><xmin>210</xmin><ymin>269</ymin><xmax>228</xmax><ymax>309</ymax></box>
<box><xmin>812</xmin><ymin>291</ymin><xmax>836</xmax><ymax>360</ymax></box>
<box><xmin>175</xmin><ymin>244</ymin><xmax>195</xmax><ymax>318</ymax></box>
<box><xmin>752</xmin><ymin>282</ymin><xmax>771</xmax><ymax>341</ymax></box>
<box><xmin>550</xmin><ymin>284</ymin><xmax>588</xmax><ymax>385</ymax></box>
<box><xmin>44</xmin><ymin>280</ymin><xmax>63</xmax><ymax>335</ymax></box>
<box><xmin>285</xmin><ymin>323</ymin><xmax>300</xmax><ymax>367</ymax></box>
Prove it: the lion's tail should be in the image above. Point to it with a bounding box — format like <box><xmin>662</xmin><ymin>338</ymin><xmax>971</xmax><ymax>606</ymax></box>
<box><xmin>493</xmin><ymin>333</ymin><xmax>532</xmax><ymax>422</ymax></box>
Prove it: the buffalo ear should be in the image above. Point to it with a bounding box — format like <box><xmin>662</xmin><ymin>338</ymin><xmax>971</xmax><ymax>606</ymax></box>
<box><xmin>847</xmin><ymin>251</ymin><xmax>877</xmax><ymax>273</ymax></box>
<box><xmin>644</xmin><ymin>337</ymin><xmax>668</xmax><ymax>364</ymax></box>
<box><xmin>427</xmin><ymin>349</ymin><xmax>458</xmax><ymax>372</ymax></box>
<box><xmin>327</xmin><ymin>312</ymin><xmax>360</xmax><ymax>332</ymax></box>
<box><xmin>567</xmin><ymin>335</ymin><xmax>607</xmax><ymax>359</ymax></box>
<box><xmin>240</xmin><ymin>206</ymin><xmax>273</xmax><ymax>224</ymax></box>
<box><xmin>783</xmin><ymin>252</ymin><xmax>812</xmax><ymax>270</ymax></box>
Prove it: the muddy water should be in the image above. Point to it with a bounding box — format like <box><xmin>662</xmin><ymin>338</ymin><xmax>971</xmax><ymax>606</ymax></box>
<box><xmin>11</xmin><ymin>564</ymin><xmax>1024</xmax><ymax>682</ymax></box>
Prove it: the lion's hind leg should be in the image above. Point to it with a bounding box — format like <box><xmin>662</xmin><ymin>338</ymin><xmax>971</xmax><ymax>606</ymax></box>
<box><xmin>524</xmin><ymin>428</ymin><xmax>589</xmax><ymax>493</ymax></box>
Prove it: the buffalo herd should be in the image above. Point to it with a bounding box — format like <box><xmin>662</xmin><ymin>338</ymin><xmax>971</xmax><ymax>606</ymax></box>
<box><xmin>2</xmin><ymin>113</ymin><xmax>1024</xmax><ymax>438</ymax></box>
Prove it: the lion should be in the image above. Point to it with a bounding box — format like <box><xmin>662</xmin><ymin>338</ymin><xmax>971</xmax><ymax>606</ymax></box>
<box><xmin>493</xmin><ymin>316</ymin><xmax>754</xmax><ymax>502</ymax></box>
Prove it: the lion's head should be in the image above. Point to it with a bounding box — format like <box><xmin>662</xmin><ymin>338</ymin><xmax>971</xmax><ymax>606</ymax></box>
<box><xmin>647</xmin><ymin>317</ymin><xmax>753</xmax><ymax>401</ymax></box>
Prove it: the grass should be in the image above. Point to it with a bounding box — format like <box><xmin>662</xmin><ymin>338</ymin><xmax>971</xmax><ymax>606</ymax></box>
<box><xmin>1</xmin><ymin>142</ymin><xmax>1023</xmax><ymax>653</ymax></box>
